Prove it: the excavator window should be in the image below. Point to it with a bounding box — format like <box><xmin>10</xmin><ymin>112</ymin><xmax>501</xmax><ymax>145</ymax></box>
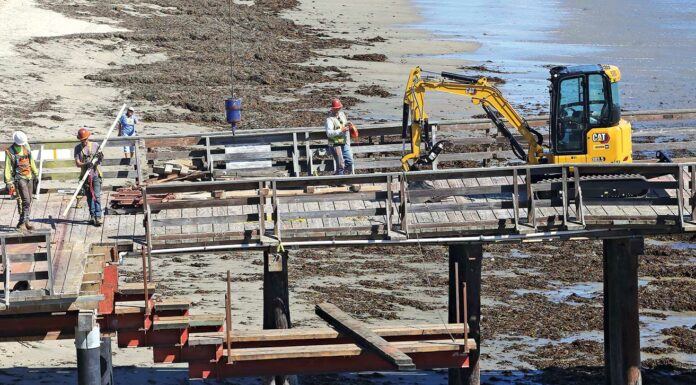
<box><xmin>588</xmin><ymin>74</ymin><xmax>610</xmax><ymax>126</ymax></box>
<box><xmin>556</xmin><ymin>76</ymin><xmax>586</xmax><ymax>153</ymax></box>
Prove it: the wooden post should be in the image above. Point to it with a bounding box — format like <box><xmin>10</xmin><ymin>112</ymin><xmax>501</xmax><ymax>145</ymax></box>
<box><xmin>263</xmin><ymin>249</ymin><xmax>293</xmax><ymax>385</ymax></box>
<box><xmin>448</xmin><ymin>243</ymin><xmax>482</xmax><ymax>385</ymax></box>
<box><xmin>263</xmin><ymin>249</ymin><xmax>291</xmax><ymax>330</ymax></box>
<box><xmin>603</xmin><ymin>237</ymin><xmax>643</xmax><ymax>385</ymax></box>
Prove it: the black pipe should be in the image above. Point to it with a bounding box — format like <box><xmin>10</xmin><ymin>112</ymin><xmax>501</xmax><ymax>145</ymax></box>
<box><xmin>76</xmin><ymin>325</ymin><xmax>101</xmax><ymax>385</ymax></box>
<box><xmin>482</xmin><ymin>104</ymin><xmax>527</xmax><ymax>162</ymax></box>
<box><xmin>441</xmin><ymin>72</ymin><xmax>481</xmax><ymax>84</ymax></box>
<box><xmin>402</xmin><ymin>103</ymin><xmax>410</xmax><ymax>139</ymax></box>
<box><xmin>100</xmin><ymin>336</ymin><xmax>114</xmax><ymax>385</ymax></box>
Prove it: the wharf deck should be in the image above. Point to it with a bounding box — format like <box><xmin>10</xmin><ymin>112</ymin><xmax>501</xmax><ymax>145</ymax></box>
<box><xmin>0</xmin><ymin>191</ymin><xmax>141</xmax><ymax>312</ymax></box>
<box><xmin>143</xmin><ymin>163</ymin><xmax>696</xmax><ymax>251</ymax></box>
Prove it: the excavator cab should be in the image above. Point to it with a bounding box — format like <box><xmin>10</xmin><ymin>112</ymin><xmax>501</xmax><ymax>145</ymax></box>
<box><xmin>548</xmin><ymin>65</ymin><xmax>632</xmax><ymax>164</ymax></box>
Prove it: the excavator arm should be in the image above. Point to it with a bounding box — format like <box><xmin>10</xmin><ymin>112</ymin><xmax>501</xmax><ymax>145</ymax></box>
<box><xmin>401</xmin><ymin>67</ymin><xmax>546</xmax><ymax>171</ymax></box>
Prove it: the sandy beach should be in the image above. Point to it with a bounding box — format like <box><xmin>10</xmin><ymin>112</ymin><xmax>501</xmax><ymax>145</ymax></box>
<box><xmin>0</xmin><ymin>1</ymin><xmax>694</xmax><ymax>384</ymax></box>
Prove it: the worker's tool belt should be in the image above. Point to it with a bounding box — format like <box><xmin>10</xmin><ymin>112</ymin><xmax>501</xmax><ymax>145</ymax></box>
<box><xmin>7</xmin><ymin>145</ymin><xmax>32</xmax><ymax>179</ymax></box>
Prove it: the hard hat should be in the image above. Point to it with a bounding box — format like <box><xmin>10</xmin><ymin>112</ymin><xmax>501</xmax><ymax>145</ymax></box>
<box><xmin>330</xmin><ymin>98</ymin><xmax>343</xmax><ymax>110</ymax></box>
<box><xmin>77</xmin><ymin>128</ymin><xmax>91</xmax><ymax>140</ymax></box>
<box><xmin>127</xmin><ymin>106</ymin><xmax>135</xmax><ymax>112</ymax></box>
<box><xmin>12</xmin><ymin>131</ymin><xmax>28</xmax><ymax>146</ymax></box>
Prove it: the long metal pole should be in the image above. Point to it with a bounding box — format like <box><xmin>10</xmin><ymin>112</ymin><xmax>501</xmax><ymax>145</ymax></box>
<box><xmin>34</xmin><ymin>145</ymin><xmax>44</xmax><ymax>200</ymax></box>
<box><xmin>225</xmin><ymin>270</ymin><xmax>232</xmax><ymax>363</ymax></box>
<box><xmin>63</xmin><ymin>104</ymin><xmax>127</xmax><ymax>217</ymax></box>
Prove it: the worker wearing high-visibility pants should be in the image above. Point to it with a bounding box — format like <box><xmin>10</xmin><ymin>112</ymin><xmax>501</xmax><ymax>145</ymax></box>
<box><xmin>4</xmin><ymin>131</ymin><xmax>38</xmax><ymax>231</ymax></box>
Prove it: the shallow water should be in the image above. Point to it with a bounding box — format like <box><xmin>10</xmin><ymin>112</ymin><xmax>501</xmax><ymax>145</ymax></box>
<box><xmin>409</xmin><ymin>0</ymin><xmax>696</xmax><ymax>112</ymax></box>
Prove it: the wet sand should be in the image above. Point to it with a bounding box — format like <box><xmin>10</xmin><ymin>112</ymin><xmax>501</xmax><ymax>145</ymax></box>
<box><xmin>0</xmin><ymin>0</ymin><xmax>694</xmax><ymax>384</ymax></box>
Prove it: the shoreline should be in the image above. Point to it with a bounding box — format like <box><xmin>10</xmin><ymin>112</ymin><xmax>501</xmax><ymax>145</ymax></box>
<box><xmin>284</xmin><ymin>0</ymin><xmax>483</xmax><ymax>123</ymax></box>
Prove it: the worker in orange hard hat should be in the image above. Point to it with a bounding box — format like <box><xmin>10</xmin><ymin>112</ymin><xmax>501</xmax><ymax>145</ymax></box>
<box><xmin>325</xmin><ymin>98</ymin><xmax>355</xmax><ymax>176</ymax></box>
<box><xmin>74</xmin><ymin>128</ymin><xmax>104</xmax><ymax>226</ymax></box>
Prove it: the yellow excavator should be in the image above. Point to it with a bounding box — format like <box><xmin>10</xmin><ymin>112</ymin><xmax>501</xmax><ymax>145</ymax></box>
<box><xmin>401</xmin><ymin>65</ymin><xmax>662</xmax><ymax>196</ymax></box>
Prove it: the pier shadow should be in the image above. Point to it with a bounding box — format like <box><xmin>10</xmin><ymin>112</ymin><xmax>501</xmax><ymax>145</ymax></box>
<box><xmin>0</xmin><ymin>365</ymin><xmax>693</xmax><ymax>384</ymax></box>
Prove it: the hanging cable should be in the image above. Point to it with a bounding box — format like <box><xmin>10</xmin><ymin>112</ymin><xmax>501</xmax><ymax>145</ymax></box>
<box><xmin>228</xmin><ymin>0</ymin><xmax>235</xmax><ymax>98</ymax></box>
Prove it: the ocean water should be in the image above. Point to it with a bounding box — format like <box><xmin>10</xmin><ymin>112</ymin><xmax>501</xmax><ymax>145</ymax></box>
<box><xmin>409</xmin><ymin>0</ymin><xmax>696</xmax><ymax>112</ymax></box>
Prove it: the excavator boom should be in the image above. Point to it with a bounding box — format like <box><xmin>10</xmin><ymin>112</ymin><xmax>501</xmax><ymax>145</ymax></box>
<box><xmin>401</xmin><ymin>67</ymin><xmax>546</xmax><ymax>170</ymax></box>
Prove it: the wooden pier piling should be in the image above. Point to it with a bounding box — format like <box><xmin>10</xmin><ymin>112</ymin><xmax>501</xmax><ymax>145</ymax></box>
<box><xmin>448</xmin><ymin>243</ymin><xmax>482</xmax><ymax>385</ymax></box>
<box><xmin>603</xmin><ymin>237</ymin><xmax>644</xmax><ymax>385</ymax></box>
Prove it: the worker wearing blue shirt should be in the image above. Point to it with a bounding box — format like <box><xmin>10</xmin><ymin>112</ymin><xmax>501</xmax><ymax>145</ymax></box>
<box><xmin>119</xmin><ymin>106</ymin><xmax>138</xmax><ymax>158</ymax></box>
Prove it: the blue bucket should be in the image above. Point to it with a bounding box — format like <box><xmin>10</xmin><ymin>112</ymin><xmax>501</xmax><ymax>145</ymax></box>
<box><xmin>225</xmin><ymin>98</ymin><xmax>242</xmax><ymax>126</ymax></box>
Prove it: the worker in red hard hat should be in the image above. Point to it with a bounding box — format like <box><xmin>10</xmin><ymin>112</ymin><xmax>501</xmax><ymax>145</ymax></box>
<box><xmin>74</xmin><ymin>128</ymin><xmax>104</xmax><ymax>227</ymax></box>
<box><xmin>4</xmin><ymin>131</ymin><xmax>39</xmax><ymax>230</ymax></box>
<box><xmin>325</xmin><ymin>98</ymin><xmax>355</xmax><ymax>176</ymax></box>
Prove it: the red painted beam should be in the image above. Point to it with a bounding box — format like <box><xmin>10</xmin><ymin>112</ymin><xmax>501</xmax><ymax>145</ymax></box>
<box><xmin>117</xmin><ymin>330</ymin><xmax>147</xmax><ymax>348</ymax></box>
<box><xmin>189</xmin><ymin>351</ymin><xmax>469</xmax><ymax>379</ymax></box>
<box><xmin>99</xmin><ymin>265</ymin><xmax>118</xmax><ymax>315</ymax></box>
<box><xmin>153</xmin><ymin>344</ymin><xmax>222</xmax><ymax>364</ymax></box>
<box><xmin>190</xmin><ymin>344</ymin><xmax>223</xmax><ymax>363</ymax></box>
<box><xmin>0</xmin><ymin>313</ymin><xmax>77</xmax><ymax>338</ymax></box>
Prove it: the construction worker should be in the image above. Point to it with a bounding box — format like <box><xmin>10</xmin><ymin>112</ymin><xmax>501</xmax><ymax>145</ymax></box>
<box><xmin>325</xmin><ymin>98</ymin><xmax>354</xmax><ymax>175</ymax></box>
<box><xmin>4</xmin><ymin>131</ymin><xmax>38</xmax><ymax>230</ymax></box>
<box><xmin>119</xmin><ymin>106</ymin><xmax>138</xmax><ymax>158</ymax></box>
<box><xmin>74</xmin><ymin>128</ymin><xmax>104</xmax><ymax>227</ymax></box>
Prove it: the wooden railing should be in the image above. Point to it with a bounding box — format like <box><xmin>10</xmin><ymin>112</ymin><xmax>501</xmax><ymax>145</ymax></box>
<box><xmin>142</xmin><ymin>162</ymin><xmax>696</xmax><ymax>252</ymax></box>
<box><xmin>3</xmin><ymin>108</ymin><xmax>695</xmax><ymax>190</ymax></box>
<box><xmin>0</xmin><ymin>231</ymin><xmax>54</xmax><ymax>308</ymax></box>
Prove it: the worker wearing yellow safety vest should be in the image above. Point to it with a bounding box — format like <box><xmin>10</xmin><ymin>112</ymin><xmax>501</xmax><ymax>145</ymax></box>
<box><xmin>325</xmin><ymin>98</ymin><xmax>355</xmax><ymax>175</ymax></box>
<box><xmin>4</xmin><ymin>131</ymin><xmax>39</xmax><ymax>231</ymax></box>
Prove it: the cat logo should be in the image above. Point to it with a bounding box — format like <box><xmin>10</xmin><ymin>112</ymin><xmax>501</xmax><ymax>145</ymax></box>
<box><xmin>591</xmin><ymin>133</ymin><xmax>610</xmax><ymax>143</ymax></box>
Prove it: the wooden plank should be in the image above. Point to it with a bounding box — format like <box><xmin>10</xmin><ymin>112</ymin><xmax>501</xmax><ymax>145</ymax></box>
<box><xmin>119</xmin><ymin>282</ymin><xmax>156</xmax><ymax>295</ymax></box>
<box><xmin>153</xmin><ymin>315</ymin><xmax>189</xmax><ymax>330</ymax></box>
<box><xmin>315</xmin><ymin>302</ymin><xmax>416</xmax><ymax>371</ymax></box>
<box><xmin>1</xmin><ymin>271</ymin><xmax>49</xmax><ymax>281</ymax></box>
<box><xmin>226</xmin><ymin>338</ymin><xmax>473</xmax><ymax>362</ymax></box>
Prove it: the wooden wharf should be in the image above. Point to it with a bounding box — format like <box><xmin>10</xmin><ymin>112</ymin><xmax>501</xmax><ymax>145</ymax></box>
<box><xmin>0</xmin><ymin>108</ymin><xmax>694</xmax><ymax>384</ymax></box>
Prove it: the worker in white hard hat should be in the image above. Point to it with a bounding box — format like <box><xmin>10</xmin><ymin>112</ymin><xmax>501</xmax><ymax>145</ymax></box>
<box><xmin>4</xmin><ymin>131</ymin><xmax>39</xmax><ymax>230</ymax></box>
<box><xmin>119</xmin><ymin>106</ymin><xmax>138</xmax><ymax>158</ymax></box>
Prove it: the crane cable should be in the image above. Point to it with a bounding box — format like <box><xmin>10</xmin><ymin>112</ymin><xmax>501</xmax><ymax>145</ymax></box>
<box><xmin>228</xmin><ymin>0</ymin><xmax>235</xmax><ymax>98</ymax></box>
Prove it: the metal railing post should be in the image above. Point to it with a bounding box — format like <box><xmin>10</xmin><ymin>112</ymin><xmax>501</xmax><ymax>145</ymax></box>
<box><xmin>386</xmin><ymin>175</ymin><xmax>393</xmax><ymax>238</ymax></box>
<box><xmin>677</xmin><ymin>165</ymin><xmax>685</xmax><ymax>228</ymax></box>
<box><xmin>225</xmin><ymin>270</ymin><xmax>233</xmax><ymax>364</ymax></box>
<box><xmin>691</xmin><ymin>164</ymin><xmax>696</xmax><ymax>223</ymax></box>
<box><xmin>45</xmin><ymin>233</ymin><xmax>54</xmax><ymax>296</ymax></box>
<box><xmin>512</xmin><ymin>168</ymin><xmax>520</xmax><ymax>230</ymax></box>
<box><xmin>399</xmin><ymin>175</ymin><xmax>409</xmax><ymax>236</ymax></box>
<box><xmin>143</xmin><ymin>187</ymin><xmax>154</xmax><ymax>281</ymax></box>
<box><xmin>304</xmin><ymin>132</ymin><xmax>313</xmax><ymax>176</ymax></box>
<box><xmin>574</xmin><ymin>167</ymin><xmax>585</xmax><ymax>226</ymax></box>
<box><xmin>526</xmin><ymin>168</ymin><xmax>536</xmax><ymax>229</ymax></box>
<box><xmin>258</xmin><ymin>181</ymin><xmax>266</xmax><ymax>237</ymax></box>
<box><xmin>272</xmin><ymin>181</ymin><xmax>281</xmax><ymax>240</ymax></box>
<box><xmin>292</xmin><ymin>133</ymin><xmax>300</xmax><ymax>177</ymax></box>
<box><xmin>561</xmin><ymin>167</ymin><xmax>568</xmax><ymax>227</ymax></box>
<box><xmin>1</xmin><ymin>238</ymin><xmax>8</xmax><ymax>307</ymax></box>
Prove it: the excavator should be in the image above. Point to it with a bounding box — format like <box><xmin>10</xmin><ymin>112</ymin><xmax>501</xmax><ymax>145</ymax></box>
<box><xmin>401</xmin><ymin>64</ymin><xmax>660</xmax><ymax>196</ymax></box>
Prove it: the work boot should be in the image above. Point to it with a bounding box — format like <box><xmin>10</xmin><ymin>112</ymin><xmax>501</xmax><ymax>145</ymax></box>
<box><xmin>89</xmin><ymin>215</ymin><xmax>95</xmax><ymax>225</ymax></box>
<box><xmin>94</xmin><ymin>217</ymin><xmax>103</xmax><ymax>227</ymax></box>
<box><xmin>16</xmin><ymin>222</ymin><xmax>27</xmax><ymax>231</ymax></box>
<box><xmin>24</xmin><ymin>221</ymin><xmax>35</xmax><ymax>231</ymax></box>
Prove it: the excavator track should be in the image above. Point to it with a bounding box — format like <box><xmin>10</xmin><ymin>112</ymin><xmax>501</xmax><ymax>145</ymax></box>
<box><xmin>536</xmin><ymin>174</ymin><xmax>650</xmax><ymax>199</ymax></box>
